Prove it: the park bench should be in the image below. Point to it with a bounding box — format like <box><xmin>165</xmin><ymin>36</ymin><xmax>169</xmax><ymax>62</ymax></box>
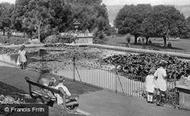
<box><xmin>25</xmin><ymin>77</ymin><xmax>80</xmax><ymax>112</ymax></box>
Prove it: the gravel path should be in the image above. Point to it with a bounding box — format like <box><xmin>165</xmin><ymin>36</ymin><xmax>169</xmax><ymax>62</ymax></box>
<box><xmin>79</xmin><ymin>90</ymin><xmax>190</xmax><ymax>116</ymax></box>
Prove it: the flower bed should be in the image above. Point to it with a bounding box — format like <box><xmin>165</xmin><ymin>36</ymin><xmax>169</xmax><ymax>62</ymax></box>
<box><xmin>102</xmin><ymin>53</ymin><xmax>190</xmax><ymax>81</ymax></box>
<box><xmin>0</xmin><ymin>47</ymin><xmax>17</xmax><ymax>54</ymax></box>
<box><xmin>0</xmin><ymin>36</ymin><xmax>29</xmax><ymax>45</ymax></box>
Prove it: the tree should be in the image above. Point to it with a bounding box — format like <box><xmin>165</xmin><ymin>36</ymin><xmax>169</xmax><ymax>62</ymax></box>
<box><xmin>185</xmin><ymin>16</ymin><xmax>190</xmax><ymax>38</ymax></box>
<box><xmin>0</xmin><ymin>2</ymin><xmax>14</xmax><ymax>36</ymax></box>
<box><xmin>143</xmin><ymin>5</ymin><xmax>187</xmax><ymax>47</ymax></box>
<box><xmin>114</xmin><ymin>4</ymin><xmax>152</xmax><ymax>44</ymax></box>
<box><xmin>13</xmin><ymin>0</ymin><xmax>110</xmax><ymax>41</ymax></box>
<box><xmin>15</xmin><ymin>0</ymin><xmax>63</xmax><ymax>40</ymax></box>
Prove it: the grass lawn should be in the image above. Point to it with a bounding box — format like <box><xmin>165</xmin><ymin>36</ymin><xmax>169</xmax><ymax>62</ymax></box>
<box><xmin>104</xmin><ymin>35</ymin><xmax>190</xmax><ymax>54</ymax></box>
<box><xmin>0</xmin><ymin>66</ymin><xmax>101</xmax><ymax>97</ymax></box>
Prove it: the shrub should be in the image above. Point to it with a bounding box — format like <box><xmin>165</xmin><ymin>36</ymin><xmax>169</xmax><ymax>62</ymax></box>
<box><xmin>44</xmin><ymin>34</ymin><xmax>76</xmax><ymax>44</ymax></box>
<box><xmin>94</xmin><ymin>31</ymin><xmax>107</xmax><ymax>44</ymax></box>
<box><xmin>0</xmin><ymin>36</ymin><xmax>29</xmax><ymax>45</ymax></box>
<box><xmin>57</xmin><ymin>34</ymin><xmax>76</xmax><ymax>43</ymax></box>
<box><xmin>44</xmin><ymin>35</ymin><xmax>59</xmax><ymax>44</ymax></box>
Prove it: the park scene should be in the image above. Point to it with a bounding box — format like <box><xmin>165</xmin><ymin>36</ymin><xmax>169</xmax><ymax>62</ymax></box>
<box><xmin>0</xmin><ymin>0</ymin><xmax>190</xmax><ymax>116</ymax></box>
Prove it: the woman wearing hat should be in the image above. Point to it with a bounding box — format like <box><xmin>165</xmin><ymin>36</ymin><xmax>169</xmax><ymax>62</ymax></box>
<box><xmin>50</xmin><ymin>76</ymin><xmax>79</xmax><ymax>110</ymax></box>
<box><xmin>154</xmin><ymin>60</ymin><xmax>168</xmax><ymax>106</ymax></box>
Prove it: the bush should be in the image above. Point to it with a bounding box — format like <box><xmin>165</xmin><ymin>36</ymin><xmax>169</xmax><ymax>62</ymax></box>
<box><xmin>57</xmin><ymin>34</ymin><xmax>76</xmax><ymax>43</ymax></box>
<box><xmin>44</xmin><ymin>34</ymin><xmax>76</xmax><ymax>44</ymax></box>
<box><xmin>0</xmin><ymin>36</ymin><xmax>29</xmax><ymax>45</ymax></box>
<box><xmin>94</xmin><ymin>31</ymin><xmax>107</xmax><ymax>44</ymax></box>
<box><xmin>44</xmin><ymin>35</ymin><xmax>59</xmax><ymax>44</ymax></box>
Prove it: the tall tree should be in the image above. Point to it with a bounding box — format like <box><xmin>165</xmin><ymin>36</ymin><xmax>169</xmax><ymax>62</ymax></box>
<box><xmin>143</xmin><ymin>5</ymin><xmax>187</xmax><ymax>46</ymax></box>
<box><xmin>13</xmin><ymin>0</ymin><xmax>110</xmax><ymax>41</ymax></box>
<box><xmin>114</xmin><ymin>4</ymin><xmax>152</xmax><ymax>44</ymax></box>
<box><xmin>0</xmin><ymin>2</ymin><xmax>14</xmax><ymax>36</ymax></box>
<box><xmin>185</xmin><ymin>16</ymin><xmax>190</xmax><ymax>38</ymax></box>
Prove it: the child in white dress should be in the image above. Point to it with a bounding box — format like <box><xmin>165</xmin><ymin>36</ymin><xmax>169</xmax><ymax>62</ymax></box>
<box><xmin>145</xmin><ymin>68</ymin><xmax>156</xmax><ymax>103</ymax></box>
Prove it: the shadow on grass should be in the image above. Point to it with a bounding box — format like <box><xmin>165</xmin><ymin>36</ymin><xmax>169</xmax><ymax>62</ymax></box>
<box><xmin>0</xmin><ymin>81</ymin><xmax>26</xmax><ymax>96</ymax></box>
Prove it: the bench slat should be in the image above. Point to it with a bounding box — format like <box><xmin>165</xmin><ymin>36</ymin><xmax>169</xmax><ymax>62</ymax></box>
<box><xmin>32</xmin><ymin>90</ymin><xmax>56</xmax><ymax>100</ymax></box>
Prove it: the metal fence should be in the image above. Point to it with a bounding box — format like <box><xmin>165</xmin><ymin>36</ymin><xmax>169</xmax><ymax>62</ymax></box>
<box><xmin>34</xmin><ymin>47</ymin><xmax>178</xmax><ymax>107</ymax></box>
<box><xmin>52</xmin><ymin>56</ymin><xmax>176</xmax><ymax>99</ymax></box>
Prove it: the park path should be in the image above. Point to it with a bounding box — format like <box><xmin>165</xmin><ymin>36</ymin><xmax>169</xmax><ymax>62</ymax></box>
<box><xmin>0</xmin><ymin>43</ymin><xmax>44</xmax><ymax>48</ymax></box>
<box><xmin>79</xmin><ymin>90</ymin><xmax>190</xmax><ymax>116</ymax></box>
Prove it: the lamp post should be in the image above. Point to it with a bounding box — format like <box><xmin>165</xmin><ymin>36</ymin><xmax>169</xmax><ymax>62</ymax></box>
<box><xmin>72</xmin><ymin>19</ymin><xmax>80</xmax><ymax>81</ymax></box>
<box><xmin>73</xmin><ymin>19</ymin><xmax>80</xmax><ymax>33</ymax></box>
<box><xmin>73</xmin><ymin>19</ymin><xmax>80</xmax><ymax>44</ymax></box>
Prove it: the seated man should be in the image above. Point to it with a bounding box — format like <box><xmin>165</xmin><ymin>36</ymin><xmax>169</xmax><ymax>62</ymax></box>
<box><xmin>49</xmin><ymin>76</ymin><xmax>79</xmax><ymax>110</ymax></box>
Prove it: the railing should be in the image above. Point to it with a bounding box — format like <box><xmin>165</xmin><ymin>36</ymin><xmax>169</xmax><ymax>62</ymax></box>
<box><xmin>52</xmin><ymin>56</ymin><xmax>177</xmax><ymax>104</ymax></box>
<box><xmin>54</xmin><ymin>63</ymin><xmax>144</xmax><ymax>97</ymax></box>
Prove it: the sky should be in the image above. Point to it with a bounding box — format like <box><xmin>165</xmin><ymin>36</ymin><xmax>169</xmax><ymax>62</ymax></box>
<box><xmin>103</xmin><ymin>0</ymin><xmax>190</xmax><ymax>5</ymax></box>
<box><xmin>0</xmin><ymin>0</ymin><xmax>190</xmax><ymax>6</ymax></box>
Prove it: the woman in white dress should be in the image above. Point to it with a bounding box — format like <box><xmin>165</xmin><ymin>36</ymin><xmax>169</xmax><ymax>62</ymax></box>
<box><xmin>17</xmin><ymin>45</ymin><xmax>27</xmax><ymax>69</ymax></box>
<box><xmin>154</xmin><ymin>60</ymin><xmax>167</xmax><ymax>106</ymax></box>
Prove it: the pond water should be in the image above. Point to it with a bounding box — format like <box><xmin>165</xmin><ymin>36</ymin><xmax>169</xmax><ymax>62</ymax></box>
<box><xmin>0</xmin><ymin>54</ymin><xmax>18</xmax><ymax>65</ymax></box>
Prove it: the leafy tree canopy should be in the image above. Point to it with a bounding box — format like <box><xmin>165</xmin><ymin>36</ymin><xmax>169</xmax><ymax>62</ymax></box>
<box><xmin>115</xmin><ymin>4</ymin><xmax>188</xmax><ymax>45</ymax></box>
<box><xmin>12</xmin><ymin>0</ymin><xmax>110</xmax><ymax>40</ymax></box>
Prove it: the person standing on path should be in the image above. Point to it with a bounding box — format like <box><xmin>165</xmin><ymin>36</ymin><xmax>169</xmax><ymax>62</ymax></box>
<box><xmin>154</xmin><ymin>60</ymin><xmax>168</xmax><ymax>106</ymax></box>
<box><xmin>17</xmin><ymin>45</ymin><xmax>27</xmax><ymax>69</ymax></box>
<box><xmin>145</xmin><ymin>67</ymin><xmax>156</xmax><ymax>103</ymax></box>
<box><xmin>125</xmin><ymin>33</ymin><xmax>131</xmax><ymax>47</ymax></box>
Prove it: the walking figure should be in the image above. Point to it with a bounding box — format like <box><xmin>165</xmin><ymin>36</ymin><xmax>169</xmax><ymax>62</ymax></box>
<box><xmin>17</xmin><ymin>45</ymin><xmax>27</xmax><ymax>69</ymax></box>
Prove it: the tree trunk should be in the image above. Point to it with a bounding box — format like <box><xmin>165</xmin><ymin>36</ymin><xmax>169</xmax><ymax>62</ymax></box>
<box><xmin>163</xmin><ymin>36</ymin><xmax>167</xmax><ymax>47</ymax></box>
<box><xmin>145</xmin><ymin>37</ymin><xmax>149</xmax><ymax>45</ymax></box>
<box><xmin>134</xmin><ymin>35</ymin><xmax>138</xmax><ymax>44</ymax></box>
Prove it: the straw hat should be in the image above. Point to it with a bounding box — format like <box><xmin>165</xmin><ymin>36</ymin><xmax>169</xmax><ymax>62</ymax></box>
<box><xmin>149</xmin><ymin>67</ymin><xmax>156</xmax><ymax>74</ymax></box>
<box><xmin>159</xmin><ymin>60</ymin><xmax>168</xmax><ymax>66</ymax></box>
<box><xmin>20</xmin><ymin>45</ymin><xmax>26</xmax><ymax>51</ymax></box>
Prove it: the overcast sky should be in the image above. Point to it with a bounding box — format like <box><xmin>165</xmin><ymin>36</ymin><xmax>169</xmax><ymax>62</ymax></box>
<box><xmin>0</xmin><ymin>0</ymin><xmax>190</xmax><ymax>5</ymax></box>
<box><xmin>103</xmin><ymin>0</ymin><xmax>190</xmax><ymax>5</ymax></box>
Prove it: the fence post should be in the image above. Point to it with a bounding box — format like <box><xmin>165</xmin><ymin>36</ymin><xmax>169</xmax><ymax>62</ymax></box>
<box><xmin>115</xmin><ymin>70</ymin><xmax>117</xmax><ymax>94</ymax></box>
<box><xmin>73</xmin><ymin>56</ymin><xmax>76</xmax><ymax>81</ymax></box>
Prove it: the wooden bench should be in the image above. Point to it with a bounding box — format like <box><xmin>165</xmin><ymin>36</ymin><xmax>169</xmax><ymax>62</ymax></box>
<box><xmin>25</xmin><ymin>77</ymin><xmax>87</xmax><ymax>115</ymax></box>
<box><xmin>25</xmin><ymin>77</ymin><xmax>67</xmax><ymax>108</ymax></box>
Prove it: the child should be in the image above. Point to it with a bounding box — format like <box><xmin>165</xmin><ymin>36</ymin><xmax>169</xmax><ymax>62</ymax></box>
<box><xmin>145</xmin><ymin>68</ymin><xmax>156</xmax><ymax>103</ymax></box>
<box><xmin>186</xmin><ymin>69</ymin><xmax>190</xmax><ymax>81</ymax></box>
<box><xmin>50</xmin><ymin>76</ymin><xmax>79</xmax><ymax>110</ymax></box>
